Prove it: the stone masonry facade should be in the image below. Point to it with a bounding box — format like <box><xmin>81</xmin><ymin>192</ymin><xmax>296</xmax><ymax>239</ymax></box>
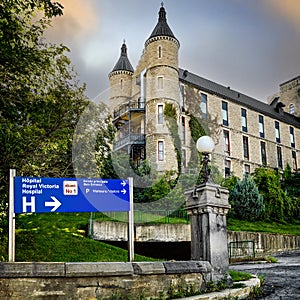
<box><xmin>109</xmin><ymin>4</ymin><xmax>300</xmax><ymax>179</ymax></box>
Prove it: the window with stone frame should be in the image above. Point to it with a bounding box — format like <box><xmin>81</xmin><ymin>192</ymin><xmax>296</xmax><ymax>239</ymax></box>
<box><xmin>223</xmin><ymin>130</ymin><xmax>230</xmax><ymax>155</ymax></box>
<box><xmin>290</xmin><ymin>126</ymin><xmax>295</xmax><ymax>148</ymax></box>
<box><xmin>260</xmin><ymin>141</ymin><xmax>267</xmax><ymax>165</ymax></box>
<box><xmin>224</xmin><ymin>159</ymin><xmax>231</xmax><ymax>178</ymax></box>
<box><xmin>275</xmin><ymin>121</ymin><xmax>281</xmax><ymax>143</ymax></box>
<box><xmin>243</xmin><ymin>136</ymin><xmax>249</xmax><ymax>160</ymax></box>
<box><xmin>158</xmin><ymin>140</ymin><xmax>164</xmax><ymax>161</ymax></box>
<box><xmin>157</xmin><ymin>104</ymin><xmax>163</xmax><ymax>124</ymax></box>
<box><xmin>241</xmin><ymin>108</ymin><xmax>247</xmax><ymax>132</ymax></box>
<box><xmin>259</xmin><ymin>115</ymin><xmax>265</xmax><ymax>138</ymax></box>
<box><xmin>244</xmin><ymin>164</ymin><xmax>250</xmax><ymax>175</ymax></box>
<box><xmin>200</xmin><ymin>93</ymin><xmax>207</xmax><ymax>119</ymax></box>
<box><xmin>277</xmin><ymin>146</ymin><xmax>283</xmax><ymax>169</ymax></box>
<box><xmin>292</xmin><ymin>151</ymin><xmax>297</xmax><ymax>172</ymax></box>
<box><xmin>222</xmin><ymin>101</ymin><xmax>228</xmax><ymax>126</ymax></box>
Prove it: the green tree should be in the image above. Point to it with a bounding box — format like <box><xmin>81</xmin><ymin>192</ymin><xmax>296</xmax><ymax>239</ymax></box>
<box><xmin>282</xmin><ymin>165</ymin><xmax>300</xmax><ymax>222</ymax></box>
<box><xmin>0</xmin><ymin>0</ymin><xmax>88</xmax><ymax>259</ymax></box>
<box><xmin>230</xmin><ymin>175</ymin><xmax>265</xmax><ymax>221</ymax></box>
<box><xmin>253</xmin><ymin>168</ymin><xmax>292</xmax><ymax>222</ymax></box>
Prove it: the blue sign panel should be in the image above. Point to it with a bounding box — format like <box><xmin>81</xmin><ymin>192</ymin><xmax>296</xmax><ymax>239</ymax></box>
<box><xmin>14</xmin><ymin>177</ymin><xmax>130</xmax><ymax>214</ymax></box>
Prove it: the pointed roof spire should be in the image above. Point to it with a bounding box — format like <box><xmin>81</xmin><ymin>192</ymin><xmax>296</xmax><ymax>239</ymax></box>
<box><xmin>111</xmin><ymin>41</ymin><xmax>134</xmax><ymax>73</ymax></box>
<box><xmin>147</xmin><ymin>3</ymin><xmax>177</xmax><ymax>41</ymax></box>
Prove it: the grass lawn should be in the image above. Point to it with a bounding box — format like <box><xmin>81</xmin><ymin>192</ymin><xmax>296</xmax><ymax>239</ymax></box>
<box><xmin>14</xmin><ymin>213</ymin><xmax>155</xmax><ymax>262</ymax></box>
<box><xmin>227</xmin><ymin>218</ymin><xmax>300</xmax><ymax>236</ymax></box>
<box><xmin>4</xmin><ymin>212</ymin><xmax>298</xmax><ymax>262</ymax></box>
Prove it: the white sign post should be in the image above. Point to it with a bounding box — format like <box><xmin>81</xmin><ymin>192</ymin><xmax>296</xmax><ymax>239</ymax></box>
<box><xmin>9</xmin><ymin>169</ymin><xmax>16</xmax><ymax>262</ymax></box>
<box><xmin>127</xmin><ymin>177</ymin><xmax>134</xmax><ymax>262</ymax></box>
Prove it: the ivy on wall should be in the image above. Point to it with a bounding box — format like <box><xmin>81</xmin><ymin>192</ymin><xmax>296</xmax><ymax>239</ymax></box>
<box><xmin>164</xmin><ymin>103</ymin><xmax>182</xmax><ymax>175</ymax></box>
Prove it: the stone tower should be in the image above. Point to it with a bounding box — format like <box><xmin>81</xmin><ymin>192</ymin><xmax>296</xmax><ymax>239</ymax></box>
<box><xmin>109</xmin><ymin>42</ymin><xmax>134</xmax><ymax>112</ymax></box>
<box><xmin>135</xmin><ymin>4</ymin><xmax>181</xmax><ymax>173</ymax></box>
<box><xmin>279</xmin><ymin>76</ymin><xmax>300</xmax><ymax>117</ymax></box>
<box><xmin>109</xmin><ymin>4</ymin><xmax>182</xmax><ymax>174</ymax></box>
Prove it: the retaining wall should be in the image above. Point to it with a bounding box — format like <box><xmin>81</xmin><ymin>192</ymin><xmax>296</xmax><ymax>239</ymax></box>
<box><xmin>0</xmin><ymin>261</ymin><xmax>212</xmax><ymax>300</ymax></box>
<box><xmin>93</xmin><ymin>221</ymin><xmax>300</xmax><ymax>254</ymax></box>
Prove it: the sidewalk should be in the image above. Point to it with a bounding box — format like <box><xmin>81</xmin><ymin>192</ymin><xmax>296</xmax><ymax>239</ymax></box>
<box><xmin>175</xmin><ymin>276</ymin><xmax>260</xmax><ymax>300</ymax></box>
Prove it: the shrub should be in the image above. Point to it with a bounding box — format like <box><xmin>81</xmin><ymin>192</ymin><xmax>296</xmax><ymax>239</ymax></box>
<box><xmin>230</xmin><ymin>175</ymin><xmax>265</xmax><ymax>221</ymax></box>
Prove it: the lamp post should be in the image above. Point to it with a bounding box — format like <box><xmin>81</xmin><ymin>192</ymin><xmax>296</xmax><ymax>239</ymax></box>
<box><xmin>185</xmin><ymin>135</ymin><xmax>231</xmax><ymax>280</ymax></box>
<box><xmin>196</xmin><ymin>136</ymin><xmax>215</xmax><ymax>183</ymax></box>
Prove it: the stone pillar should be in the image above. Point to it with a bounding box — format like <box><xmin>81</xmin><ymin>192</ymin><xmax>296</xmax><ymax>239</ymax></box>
<box><xmin>185</xmin><ymin>183</ymin><xmax>231</xmax><ymax>276</ymax></box>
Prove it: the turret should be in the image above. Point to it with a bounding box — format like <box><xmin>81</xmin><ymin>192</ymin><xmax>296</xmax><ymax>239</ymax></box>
<box><xmin>109</xmin><ymin>42</ymin><xmax>134</xmax><ymax>112</ymax></box>
<box><xmin>140</xmin><ymin>4</ymin><xmax>181</xmax><ymax>173</ymax></box>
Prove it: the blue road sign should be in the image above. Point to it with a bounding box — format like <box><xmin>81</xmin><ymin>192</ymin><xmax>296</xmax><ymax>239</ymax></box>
<box><xmin>14</xmin><ymin>177</ymin><xmax>130</xmax><ymax>214</ymax></box>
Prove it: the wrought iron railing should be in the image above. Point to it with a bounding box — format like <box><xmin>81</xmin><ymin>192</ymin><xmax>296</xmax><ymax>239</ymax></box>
<box><xmin>113</xmin><ymin>134</ymin><xmax>145</xmax><ymax>149</ymax></box>
<box><xmin>113</xmin><ymin>100</ymin><xmax>145</xmax><ymax>119</ymax></box>
<box><xmin>228</xmin><ymin>240</ymin><xmax>256</xmax><ymax>259</ymax></box>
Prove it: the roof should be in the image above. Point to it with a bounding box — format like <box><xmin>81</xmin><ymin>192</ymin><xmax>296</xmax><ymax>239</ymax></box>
<box><xmin>179</xmin><ymin>68</ymin><xmax>300</xmax><ymax>128</ymax></box>
<box><xmin>111</xmin><ymin>42</ymin><xmax>134</xmax><ymax>73</ymax></box>
<box><xmin>147</xmin><ymin>5</ymin><xmax>177</xmax><ymax>42</ymax></box>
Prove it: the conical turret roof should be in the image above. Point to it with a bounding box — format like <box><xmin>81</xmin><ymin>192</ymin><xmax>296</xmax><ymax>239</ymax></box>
<box><xmin>111</xmin><ymin>42</ymin><xmax>134</xmax><ymax>73</ymax></box>
<box><xmin>147</xmin><ymin>4</ymin><xmax>177</xmax><ymax>41</ymax></box>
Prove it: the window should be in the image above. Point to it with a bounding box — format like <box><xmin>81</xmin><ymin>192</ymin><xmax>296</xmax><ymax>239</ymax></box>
<box><xmin>182</xmin><ymin>117</ymin><xmax>186</xmax><ymax>144</ymax></box>
<box><xmin>277</xmin><ymin>146</ymin><xmax>283</xmax><ymax>169</ymax></box>
<box><xmin>225</xmin><ymin>160</ymin><xmax>231</xmax><ymax>178</ymax></box>
<box><xmin>182</xmin><ymin>149</ymin><xmax>187</xmax><ymax>169</ymax></box>
<box><xmin>292</xmin><ymin>151</ymin><xmax>297</xmax><ymax>172</ymax></box>
<box><xmin>289</xmin><ymin>103</ymin><xmax>295</xmax><ymax>115</ymax></box>
<box><xmin>120</xmin><ymin>79</ymin><xmax>123</xmax><ymax>90</ymax></box>
<box><xmin>290</xmin><ymin>127</ymin><xmax>295</xmax><ymax>148</ymax></box>
<box><xmin>158</xmin><ymin>45</ymin><xmax>162</xmax><ymax>58</ymax></box>
<box><xmin>157</xmin><ymin>105</ymin><xmax>163</xmax><ymax>124</ymax></box>
<box><xmin>223</xmin><ymin>130</ymin><xmax>230</xmax><ymax>155</ymax></box>
<box><xmin>259</xmin><ymin>115</ymin><xmax>265</xmax><ymax>138</ymax></box>
<box><xmin>275</xmin><ymin>121</ymin><xmax>281</xmax><ymax>143</ymax></box>
<box><xmin>260</xmin><ymin>141</ymin><xmax>267</xmax><ymax>165</ymax></box>
<box><xmin>244</xmin><ymin>164</ymin><xmax>250</xmax><ymax>175</ymax></box>
<box><xmin>243</xmin><ymin>136</ymin><xmax>249</xmax><ymax>160</ymax></box>
<box><xmin>157</xmin><ymin>76</ymin><xmax>163</xmax><ymax>89</ymax></box>
<box><xmin>222</xmin><ymin>101</ymin><xmax>228</xmax><ymax>126</ymax></box>
<box><xmin>241</xmin><ymin>108</ymin><xmax>247</xmax><ymax>132</ymax></box>
<box><xmin>200</xmin><ymin>93</ymin><xmax>207</xmax><ymax>119</ymax></box>
<box><xmin>180</xmin><ymin>84</ymin><xmax>185</xmax><ymax>110</ymax></box>
<box><xmin>158</xmin><ymin>141</ymin><xmax>164</xmax><ymax>161</ymax></box>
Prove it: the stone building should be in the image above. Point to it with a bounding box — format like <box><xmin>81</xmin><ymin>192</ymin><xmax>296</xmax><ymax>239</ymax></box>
<box><xmin>109</xmin><ymin>4</ymin><xmax>300</xmax><ymax>179</ymax></box>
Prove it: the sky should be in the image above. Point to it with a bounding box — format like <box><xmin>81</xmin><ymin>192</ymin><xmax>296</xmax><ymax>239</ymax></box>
<box><xmin>46</xmin><ymin>0</ymin><xmax>300</xmax><ymax>103</ymax></box>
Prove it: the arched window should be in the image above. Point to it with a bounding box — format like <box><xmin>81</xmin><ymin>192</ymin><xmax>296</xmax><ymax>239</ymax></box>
<box><xmin>289</xmin><ymin>103</ymin><xmax>295</xmax><ymax>115</ymax></box>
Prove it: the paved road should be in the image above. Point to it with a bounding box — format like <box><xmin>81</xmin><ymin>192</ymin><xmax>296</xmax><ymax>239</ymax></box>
<box><xmin>230</xmin><ymin>251</ymin><xmax>300</xmax><ymax>299</ymax></box>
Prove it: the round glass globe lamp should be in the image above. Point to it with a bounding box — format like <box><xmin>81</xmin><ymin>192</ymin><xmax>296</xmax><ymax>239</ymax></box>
<box><xmin>196</xmin><ymin>136</ymin><xmax>215</xmax><ymax>154</ymax></box>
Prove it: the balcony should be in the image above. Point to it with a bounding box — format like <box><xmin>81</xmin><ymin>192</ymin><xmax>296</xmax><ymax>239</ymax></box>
<box><xmin>113</xmin><ymin>99</ymin><xmax>145</xmax><ymax>121</ymax></box>
<box><xmin>113</xmin><ymin>134</ymin><xmax>145</xmax><ymax>151</ymax></box>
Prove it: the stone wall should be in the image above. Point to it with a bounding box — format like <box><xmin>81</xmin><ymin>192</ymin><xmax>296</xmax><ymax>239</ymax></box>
<box><xmin>228</xmin><ymin>231</ymin><xmax>300</xmax><ymax>255</ymax></box>
<box><xmin>182</xmin><ymin>82</ymin><xmax>300</xmax><ymax>178</ymax></box>
<box><xmin>93</xmin><ymin>221</ymin><xmax>300</xmax><ymax>255</ymax></box>
<box><xmin>0</xmin><ymin>261</ymin><xmax>211</xmax><ymax>300</ymax></box>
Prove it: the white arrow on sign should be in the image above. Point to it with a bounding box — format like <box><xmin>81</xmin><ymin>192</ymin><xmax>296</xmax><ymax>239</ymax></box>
<box><xmin>45</xmin><ymin>196</ymin><xmax>61</xmax><ymax>212</ymax></box>
<box><xmin>121</xmin><ymin>188</ymin><xmax>126</xmax><ymax>195</ymax></box>
<box><xmin>121</xmin><ymin>180</ymin><xmax>126</xmax><ymax>187</ymax></box>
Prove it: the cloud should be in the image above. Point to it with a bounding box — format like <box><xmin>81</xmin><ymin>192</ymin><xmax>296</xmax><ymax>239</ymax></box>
<box><xmin>46</xmin><ymin>0</ymin><xmax>99</xmax><ymax>43</ymax></box>
<box><xmin>264</xmin><ymin>0</ymin><xmax>300</xmax><ymax>34</ymax></box>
